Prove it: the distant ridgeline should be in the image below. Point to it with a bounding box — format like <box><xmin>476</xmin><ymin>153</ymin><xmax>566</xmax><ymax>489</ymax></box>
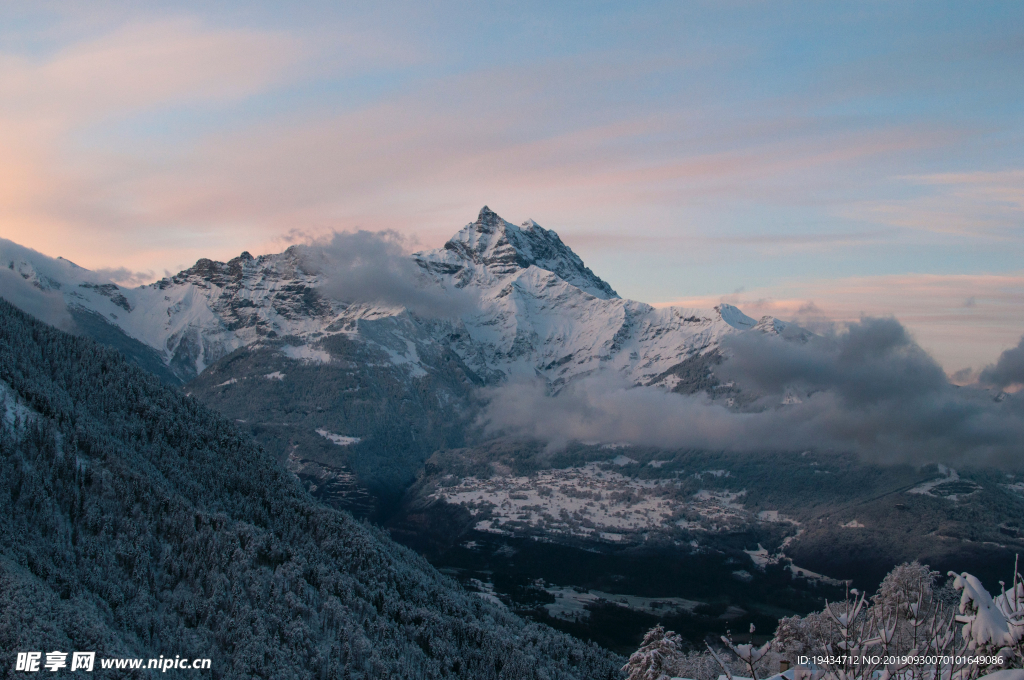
<box><xmin>0</xmin><ymin>300</ymin><xmax>622</xmax><ymax>679</ymax></box>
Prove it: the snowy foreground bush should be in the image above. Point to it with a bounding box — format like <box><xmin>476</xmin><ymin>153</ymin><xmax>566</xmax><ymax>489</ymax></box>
<box><xmin>624</xmin><ymin>561</ymin><xmax>1024</xmax><ymax>680</ymax></box>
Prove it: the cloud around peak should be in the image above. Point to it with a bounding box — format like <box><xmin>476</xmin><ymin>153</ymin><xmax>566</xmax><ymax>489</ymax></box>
<box><xmin>294</xmin><ymin>230</ymin><xmax>478</xmax><ymax>318</ymax></box>
<box><xmin>979</xmin><ymin>337</ymin><xmax>1024</xmax><ymax>391</ymax></box>
<box><xmin>478</xmin><ymin>317</ymin><xmax>1024</xmax><ymax>468</ymax></box>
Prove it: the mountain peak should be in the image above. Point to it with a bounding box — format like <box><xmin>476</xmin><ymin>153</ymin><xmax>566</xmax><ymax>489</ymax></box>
<box><xmin>477</xmin><ymin>205</ymin><xmax>501</xmax><ymax>230</ymax></box>
<box><xmin>715</xmin><ymin>303</ymin><xmax>757</xmax><ymax>330</ymax></box>
<box><xmin>165</xmin><ymin>249</ymin><xmax>263</xmax><ymax>289</ymax></box>
<box><xmin>425</xmin><ymin>207</ymin><xmax>618</xmax><ymax>299</ymax></box>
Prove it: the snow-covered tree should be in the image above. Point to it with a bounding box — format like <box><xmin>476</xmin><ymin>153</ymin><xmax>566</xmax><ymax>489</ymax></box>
<box><xmin>873</xmin><ymin>561</ymin><xmax>939</xmax><ymax>616</ymax></box>
<box><xmin>672</xmin><ymin>650</ymin><xmax>729</xmax><ymax>680</ymax></box>
<box><xmin>623</xmin><ymin>625</ymin><xmax>686</xmax><ymax>680</ymax></box>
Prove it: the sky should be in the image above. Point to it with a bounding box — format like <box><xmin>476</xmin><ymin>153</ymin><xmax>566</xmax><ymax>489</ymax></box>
<box><xmin>0</xmin><ymin>1</ymin><xmax>1022</xmax><ymax>374</ymax></box>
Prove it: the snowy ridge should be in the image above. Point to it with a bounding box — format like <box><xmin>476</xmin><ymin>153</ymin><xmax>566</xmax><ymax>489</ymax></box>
<box><xmin>2</xmin><ymin>207</ymin><xmax>792</xmax><ymax>389</ymax></box>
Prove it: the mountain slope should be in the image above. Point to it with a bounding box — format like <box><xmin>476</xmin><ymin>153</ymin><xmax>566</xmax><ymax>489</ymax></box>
<box><xmin>413</xmin><ymin>208</ymin><xmax>774</xmax><ymax>388</ymax></box>
<box><xmin>2</xmin><ymin>208</ymin><xmax>788</xmax><ymax>390</ymax></box>
<box><xmin>0</xmin><ymin>298</ymin><xmax>622</xmax><ymax>679</ymax></box>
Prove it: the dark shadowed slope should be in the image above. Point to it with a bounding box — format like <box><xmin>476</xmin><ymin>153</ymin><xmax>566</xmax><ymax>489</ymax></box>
<box><xmin>0</xmin><ymin>299</ymin><xmax>622</xmax><ymax>679</ymax></box>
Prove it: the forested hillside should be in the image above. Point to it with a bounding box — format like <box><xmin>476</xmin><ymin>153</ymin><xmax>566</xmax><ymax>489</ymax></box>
<box><xmin>0</xmin><ymin>299</ymin><xmax>622</xmax><ymax>679</ymax></box>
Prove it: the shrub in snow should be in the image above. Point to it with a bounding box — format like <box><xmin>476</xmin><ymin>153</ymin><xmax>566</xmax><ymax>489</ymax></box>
<box><xmin>710</xmin><ymin>624</ymin><xmax>777</xmax><ymax>680</ymax></box>
<box><xmin>671</xmin><ymin>650</ymin><xmax>731</xmax><ymax>680</ymax></box>
<box><xmin>622</xmin><ymin>624</ymin><xmax>777</xmax><ymax>680</ymax></box>
<box><xmin>950</xmin><ymin>568</ymin><xmax>1023</xmax><ymax>662</ymax></box>
<box><xmin>774</xmin><ymin>607</ymin><xmax>844</xmax><ymax>660</ymax></box>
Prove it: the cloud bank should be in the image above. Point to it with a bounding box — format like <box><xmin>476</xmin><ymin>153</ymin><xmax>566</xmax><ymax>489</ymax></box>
<box><xmin>0</xmin><ymin>267</ymin><xmax>75</xmax><ymax>332</ymax></box>
<box><xmin>478</xmin><ymin>317</ymin><xmax>1024</xmax><ymax>467</ymax></box>
<box><xmin>658</xmin><ymin>272</ymin><xmax>1024</xmax><ymax>375</ymax></box>
<box><xmin>0</xmin><ymin>238</ymin><xmax>158</xmax><ymax>330</ymax></box>
<box><xmin>979</xmin><ymin>337</ymin><xmax>1024</xmax><ymax>390</ymax></box>
<box><xmin>295</xmin><ymin>230</ymin><xmax>477</xmax><ymax>318</ymax></box>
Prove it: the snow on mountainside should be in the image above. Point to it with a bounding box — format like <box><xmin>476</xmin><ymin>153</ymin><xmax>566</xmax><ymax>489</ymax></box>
<box><xmin>1</xmin><ymin>207</ymin><xmax>791</xmax><ymax>388</ymax></box>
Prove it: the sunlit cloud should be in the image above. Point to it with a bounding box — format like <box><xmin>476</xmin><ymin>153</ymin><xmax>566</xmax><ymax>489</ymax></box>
<box><xmin>39</xmin><ymin>77</ymin><xmax>953</xmax><ymax>264</ymax></box>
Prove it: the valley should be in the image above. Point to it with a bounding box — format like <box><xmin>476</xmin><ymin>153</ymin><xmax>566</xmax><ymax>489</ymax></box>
<box><xmin>388</xmin><ymin>441</ymin><xmax>1024</xmax><ymax>650</ymax></box>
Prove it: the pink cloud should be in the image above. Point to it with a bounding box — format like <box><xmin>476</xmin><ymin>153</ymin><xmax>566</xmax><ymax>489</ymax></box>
<box><xmin>842</xmin><ymin>170</ymin><xmax>1024</xmax><ymax>237</ymax></box>
<box><xmin>0</xmin><ymin>18</ymin><xmax>306</xmax><ymax>272</ymax></box>
<box><xmin>0</xmin><ymin>18</ymin><xmax>304</xmax><ymax>123</ymax></box>
<box><xmin>66</xmin><ymin>89</ymin><xmax>950</xmax><ymax>255</ymax></box>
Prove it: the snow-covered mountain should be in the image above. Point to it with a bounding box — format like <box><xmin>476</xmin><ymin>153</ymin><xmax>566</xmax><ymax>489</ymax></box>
<box><xmin>1</xmin><ymin>206</ymin><xmax>791</xmax><ymax>389</ymax></box>
<box><xmin>6</xmin><ymin>209</ymin><xmax>1021</xmax><ymax>610</ymax></box>
<box><xmin>415</xmin><ymin>207</ymin><xmax>794</xmax><ymax>389</ymax></box>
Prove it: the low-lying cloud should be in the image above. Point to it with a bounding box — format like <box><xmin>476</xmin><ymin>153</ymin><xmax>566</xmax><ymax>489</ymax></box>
<box><xmin>0</xmin><ymin>267</ymin><xmax>76</xmax><ymax>331</ymax></box>
<box><xmin>0</xmin><ymin>239</ymin><xmax>82</xmax><ymax>331</ymax></box>
<box><xmin>478</xmin><ymin>317</ymin><xmax>1024</xmax><ymax>467</ymax></box>
<box><xmin>296</xmin><ymin>230</ymin><xmax>477</xmax><ymax>318</ymax></box>
<box><xmin>979</xmin><ymin>337</ymin><xmax>1024</xmax><ymax>390</ymax></box>
<box><xmin>93</xmin><ymin>267</ymin><xmax>156</xmax><ymax>287</ymax></box>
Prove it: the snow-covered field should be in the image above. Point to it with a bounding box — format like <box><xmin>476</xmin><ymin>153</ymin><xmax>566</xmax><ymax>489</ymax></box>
<box><xmin>543</xmin><ymin>585</ymin><xmax>702</xmax><ymax>622</ymax></box>
<box><xmin>281</xmin><ymin>344</ymin><xmax>332</xmax><ymax>364</ymax></box>
<box><xmin>430</xmin><ymin>462</ymin><xmax>796</xmax><ymax>541</ymax></box>
<box><xmin>907</xmin><ymin>465</ymin><xmax>981</xmax><ymax>501</ymax></box>
<box><xmin>316</xmin><ymin>429</ymin><xmax>362</xmax><ymax>446</ymax></box>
